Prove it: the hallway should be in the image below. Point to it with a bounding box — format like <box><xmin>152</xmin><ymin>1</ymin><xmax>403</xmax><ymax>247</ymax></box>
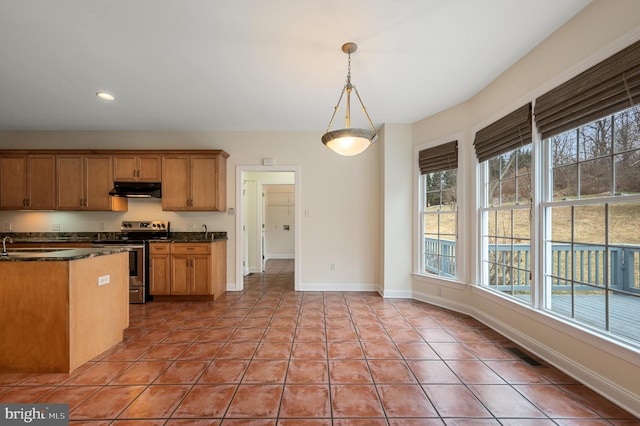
<box><xmin>0</xmin><ymin>259</ymin><xmax>636</xmax><ymax>423</ymax></box>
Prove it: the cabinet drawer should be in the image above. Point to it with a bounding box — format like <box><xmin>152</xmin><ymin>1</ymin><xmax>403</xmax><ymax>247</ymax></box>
<box><xmin>150</xmin><ymin>244</ymin><xmax>170</xmax><ymax>254</ymax></box>
<box><xmin>171</xmin><ymin>244</ymin><xmax>210</xmax><ymax>255</ymax></box>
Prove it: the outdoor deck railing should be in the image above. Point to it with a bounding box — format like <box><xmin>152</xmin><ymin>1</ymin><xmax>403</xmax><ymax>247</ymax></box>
<box><xmin>423</xmin><ymin>237</ymin><xmax>640</xmax><ymax>294</ymax></box>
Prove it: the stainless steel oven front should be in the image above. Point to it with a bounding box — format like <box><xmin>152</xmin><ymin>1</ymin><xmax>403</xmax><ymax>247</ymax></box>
<box><xmin>93</xmin><ymin>242</ymin><xmax>146</xmax><ymax>303</ymax></box>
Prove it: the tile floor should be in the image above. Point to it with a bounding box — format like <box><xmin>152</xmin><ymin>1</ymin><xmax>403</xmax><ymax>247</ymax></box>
<box><xmin>1</xmin><ymin>259</ymin><xmax>638</xmax><ymax>425</ymax></box>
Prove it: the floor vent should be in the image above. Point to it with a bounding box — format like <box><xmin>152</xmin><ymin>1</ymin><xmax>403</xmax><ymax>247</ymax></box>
<box><xmin>505</xmin><ymin>347</ymin><xmax>543</xmax><ymax>366</ymax></box>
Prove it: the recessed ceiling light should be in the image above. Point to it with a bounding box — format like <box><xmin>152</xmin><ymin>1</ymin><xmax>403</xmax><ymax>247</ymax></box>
<box><xmin>96</xmin><ymin>92</ymin><xmax>116</xmax><ymax>101</ymax></box>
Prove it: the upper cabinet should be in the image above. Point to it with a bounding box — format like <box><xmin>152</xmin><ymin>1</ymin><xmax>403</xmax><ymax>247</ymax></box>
<box><xmin>162</xmin><ymin>151</ymin><xmax>228</xmax><ymax>211</ymax></box>
<box><xmin>56</xmin><ymin>155</ymin><xmax>127</xmax><ymax>211</ymax></box>
<box><xmin>113</xmin><ymin>154</ymin><xmax>161</xmax><ymax>182</ymax></box>
<box><xmin>0</xmin><ymin>154</ymin><xmax>56</xmax><ymax>210</ymax></box>
<box><xmin>0</xmin><ymin>154</ymin><xmax>55</xmax><ymax>210</ymax></box>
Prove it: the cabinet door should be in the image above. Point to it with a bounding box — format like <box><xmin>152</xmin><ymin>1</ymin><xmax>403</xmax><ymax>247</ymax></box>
<box><xmin>56</xmin><ymin>156</ymin><xmax>84</xmax><ymax>210</ymax></box>
<box><xmin>149</xmin><ymin>255</ymin><xmax>171</xmax><ymax>295</ymax></box>
<box><xmin>190</xmin><ymin>255</ymin><xmax>211</xmax><ymax>294</ymax></box>
<box><xmin>28</xmin><ymin>155</ymin><xmax>56</xmax><ymax>210</ymax></box>
<box><xmin>190</xmin><ymin>156</ymin><xmax>218</xmax><ymax>210</ymax></box>
<box><xmin>138</xmin><ymin>155</ymin><xmax>162</xmax><ymax>182</ymax></box>
<box><xmin>85</xmin><ymin>156</ymin><xmax>114</xmax><ymax>210</ymax></box>
<box><xmin>113</xmin><ymin>155</ymin><xmax>138</xmax><ymax>181</ymax></box>
<box><xmin>0</xmin><ymin>156</ymin><xmax>28</xmax><ymax>209</ymax></box>
<box><xmin>162</xmin><ymin>156</ymin><xmax>190</xmax><ymax>210</ymax></box>
<box><xmin>170</xmin><ymin>255</ymin><xmax>191</xmax><ymax>294</ymax></box>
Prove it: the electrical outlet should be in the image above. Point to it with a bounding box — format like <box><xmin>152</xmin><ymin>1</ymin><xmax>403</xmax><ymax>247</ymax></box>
<box><xmin>330</xmin><ymin>263</ymin><xmax>336</xmax><ymax>271</ymax></box>
<box><xmin>98</xmin><ymin>274</ymin><xmax>110</xmax><ymax>286</ymax></box>
<box><xmin>186</xmin><ymin>223</ymin><xmax>194</xmax><ymax>231</ymax></box>
<box><xmin>4</xmin><ymin>222</ymin><xmax>11</xmax><ymax>231</ymax></box>
<box><xmin>53</xmin><ymin>224</ymin><xmax>61</xmax><ymax>231</ymax></box>
<box><xmin>99</xmin><ymin>222</ymin><xmax>105</xmax><ymax>231</ymax></box>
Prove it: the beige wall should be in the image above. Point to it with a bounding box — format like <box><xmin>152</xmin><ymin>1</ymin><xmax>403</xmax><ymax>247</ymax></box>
<box><xmin>411</xmin><ymin>0</ymin><xmax>640</xmax><ymax>416</ymax></box>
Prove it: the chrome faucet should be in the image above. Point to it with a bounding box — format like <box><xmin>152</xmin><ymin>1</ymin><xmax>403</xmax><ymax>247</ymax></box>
<box><xmin>201</xmin><ymin>224</ymin><xmax>208</xmax><ymax>240</ymax></box>
<box><xmin>1</xmin><ymin>236</ymin><xmax>13</xmax><ymax>256</ymax></box>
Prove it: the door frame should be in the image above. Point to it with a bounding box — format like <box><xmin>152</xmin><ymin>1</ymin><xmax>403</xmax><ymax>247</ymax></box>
<box><xmin>235</xmin><ymin>165</ymin><xmax>301</xmax><ymax>291</ymax></box>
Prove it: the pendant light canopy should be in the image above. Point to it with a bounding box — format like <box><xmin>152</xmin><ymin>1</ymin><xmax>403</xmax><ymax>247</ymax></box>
<box><xmin>322</xmin><ymin>42</ymin><xmax>377</xmax><ymax>156</ymax></box>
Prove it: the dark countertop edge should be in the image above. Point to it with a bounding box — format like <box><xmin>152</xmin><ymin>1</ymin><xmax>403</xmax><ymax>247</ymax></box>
<box><xmin>5</xmin><ymin>232</ymin><xmax>228</xmax><ymax>244</ymax></box>
<box><xmin>148</xmin><ymin>238</ymin><xmax>228</xmax><ymax>243</ymax></box>
<box><xmin>0</xmin><ymin>248</ymin><xmax>126</xmax><ymax>262</ymax></box>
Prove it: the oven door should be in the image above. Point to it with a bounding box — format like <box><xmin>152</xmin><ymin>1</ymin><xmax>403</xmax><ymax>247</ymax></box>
<box><xmin>93</xmin><ymin>243</ymin><xmax>146</xmax><ymax>304</ymax></box>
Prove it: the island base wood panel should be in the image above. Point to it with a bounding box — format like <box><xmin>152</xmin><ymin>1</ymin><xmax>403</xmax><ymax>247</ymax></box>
<box><xmin>0</xmin><ymin>252</ymin><xmax>129</xmax><ymax>373</ymax></box>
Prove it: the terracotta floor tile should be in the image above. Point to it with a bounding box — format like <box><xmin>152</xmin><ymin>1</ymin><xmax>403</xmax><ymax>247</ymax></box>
<box><xmin>172</xmin><ymin>384</ymin><xmax>236</xmax><ymax>418</ymax></box>
<box><xmin>469</xmin><ymin>384</ymin><xmax>545</xmax><ymax>418</ymax></box>
<box><xmin>421</xmin><ymin>384</ymin><xmax>492</xmax><ymax>418</ymax></box>
<box><xmin>110</xmin><ymin>360</ymin><xmax>172</xmax><ymax>385</ymax></box>
<box><xmin>497</xmin><ymin>420</ymin><xmax>556</xmax><ymax>426</ymax></box>
<box><xmin>198</xmin><ymin>360</ymin><xmax>249</xmax><ymax>384</ymax></box>
<box><xmin>242</xmin><ymin>360</ymin><xmax>288</xmax><ymax>383</ymax></box>
<box><xmin>216</xmin><ymin>342</ymin><xmax>259</xmax><ymax>359</ymax></box>
<box><xmin>262</xmin><ymin>327</ymin><xmax>296</xmax><ymax>342</ymax></box>
<box><xmin>291</xmin><ymin>342</ymin><xmax>327</xmax><ymax>359</ymax></box>
<box><xmin>163</xmin><ymin>329</ymin><xmax>204</xmax><ymax>343</ymax></box>
<box><xmin>140</xmin><ymin>343</ymin><xmax>190</xmax><ymax>360</ymax></box>
<box><xmin>445</xmin><ymin>361</ymin><xmax>505</xmax><ymax>384</ymax></box>
<box><xmin>334</xmin><ymin>419</ymin><xmax>388</xmax><ymax>425</ymax></box>
<box><xmin>178</xmin><ymin>342</ymin><xmax>224</xmax><ymax>360</ymax></box>
<box><xmin>462</xmin><ymin>342</ymin><xmax>515</xmax><ymax>360</ymax></box>
<box><xmin>395</xmin><ymin>341</ymin><xmax>440</xmax><ymax>359</ymax></box>
<box><xmin>226</xmin><ymin>384</ymin><xmax>283</xmax><ymax>418</ymax></box>
<box><xmin>406</xmin><ymin>360</ymin><xmax>461</xmax><ymax>384</ymax></box>
<box><xmin>327</xmin><ymin>342</ymin><xmax>365</xmax><ymax>359</ymax></box>
<box><xmin>154</xmin><ymin>360</ymin><xmax>209</xmax><ymax>384</ymax></box>
<box><xmin>286</xmin><ymin>360</ymin><xmax>329</xmax><ymax>384</ymax></box>
<box><xmin>279</xmin><ymin>419</ymin><xmax>332</xmax><ymax>426</ymax></box>
<box><xmin>329</xmin><ymin>360</ymin><xmax>373</xmax><ymax>384</ymax></box>
<box><xmin>515</xmin><ymin>385</ymin><xmax>600</xmax><ymax>418</ymax></box>
<box><xmin>484</xmin><ymin>360</ymin><xmax>549</xmax><ymax>384</ymax></box>
<box><xmin>558</xmin><ymin>384</ymin><xmax>636</xmax><ymax>418</ymax></box>
<box><xmin>254</xmin><ymin>342</ymin><xmax>292</xmax><ymax>359</ymax></box>
<box><xmin>356</xmin><ymin>327</ymin><xmax>391</xmax><ymax>341</ymax></box>
<box><xmin>415</xmin><ymin>328</ymin><xmax>456</xmax><ymax>342</ymax></box>
<box><xmin>269</xmin><ymin>317</ymin><xmax>298</xmax><ymax>328</ymax></box>
<box><xmin>361</xmin><ymin>340</ymin><xmax>402</xmax><ymax>359</ymax></box>
<box><xmin>429</xmin><ymin>342</ymin><xmax>478</xmax><ymax>360</ymax></box>
<box><xmin>279</xmin><ymin>385</ymin><xmax>331</xmax><ymax>418</ymax></box>
<box><xmin>0</xmin><ymin>386</ymin><xmax>54</xmax><ymax>403</ymax></box>
<box><xmin>166</xmin><ymin>420</ymin><xmax>221</xmax><ymax>425</ymax></box>
<box><xmin>368</xmin><ymin>360</ymin><xmax>416</xmax><ymax>384</ymax></box>
<box><xmin>197</xmin><ymin>327</ymin><xmax>235</xmax><ymax>342</ymax></box>
<box><xmin>377</xmin><ymin>384</ymin><xmax>438</xmax><ymax>417</ymax></box>
<box><xmin>386</xmin><ymin>328</ymin><xmax>424</xmax><ymax>341</ymax></box>
<box><xmin>326</xmin><ymin>328</ymin><xmax>359</xmax><ymax>341</ymax></box>
<box><xmin>65</xmin><ymin>361</ymin><xmax>133</xmax><ymax>385</ymax></box>
<box><xmin>240</xmin><ymin>317</ymin><xmax>271</xmax><ymax>328</ymax></box>
<box><xmin>37</xmin><ymin>385</ymin><xmax>100</xmax><ymax>410</ymax></box>
<box><xmin>71</xmin><ymin>385</ymin><xmax>145</xmax><ymax>420</ymax></box>
<box><xmin>118</xmin><ymin>384</ymin><xmax>191</xmax><ymax>419</ymax></box>
<box><xmin>331</xmin><ymin>384</ymin><xmax>385</xmax><ymax>418</ymax></box>
<box><xmin>295</xmin><ymin>327</ymin><xmax>326</xmax><ymax>342</ymax></box>
<box><xmin>229</xmin><ymin>327</ymin><xmax>266</xmax><ymax>341</ymax></box>
<box><xmin>101</xmin><ymin>342</ymin><xmax>152</xmax><ymax>361</ymax></box>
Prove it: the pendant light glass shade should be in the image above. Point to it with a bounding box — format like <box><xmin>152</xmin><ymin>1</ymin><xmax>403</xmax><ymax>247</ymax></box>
<box><xmin>322</xmin><ymin>42</ymin><xmax>377</xmax><ymax>156</ymax></box>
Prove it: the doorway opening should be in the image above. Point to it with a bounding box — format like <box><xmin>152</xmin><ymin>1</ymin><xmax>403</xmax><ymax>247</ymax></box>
<box><xmin>236</xmin><ymin>166</ymin><xmax>300</xmax><ymax>291</ymax></box>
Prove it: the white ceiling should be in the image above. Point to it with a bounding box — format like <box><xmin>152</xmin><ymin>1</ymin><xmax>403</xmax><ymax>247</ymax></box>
<box><xmin>0</xmin><ymin>0</ymin><xmax>591</xmax><ymax>132</ymax></box>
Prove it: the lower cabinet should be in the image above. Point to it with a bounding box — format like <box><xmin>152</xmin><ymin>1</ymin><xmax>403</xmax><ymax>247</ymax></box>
<box><xmin>149</xmin><ymin>241</ymin><xmax>226</xmax><ymax>298</ymax></box>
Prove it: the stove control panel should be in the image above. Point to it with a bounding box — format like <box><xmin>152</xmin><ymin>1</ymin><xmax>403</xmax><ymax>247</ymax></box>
<box><xmin>121</xmin><ymin>220</ymin><xmax>170</xmax><ymax>232</ymax></box>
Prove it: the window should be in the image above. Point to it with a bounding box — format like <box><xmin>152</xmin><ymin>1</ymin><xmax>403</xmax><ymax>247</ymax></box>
<box><xmin>480</xmin><ymin>145</ymin><xmax>533</xmax><ymax>303</ymax></box>
<box><xmin>543</xmin><ymin>105</ymin><xmax>640</xmax><ymax>341</ymax></box>
<box><xmin>419</xmin><ymin>141</ymin><xmax>458</xmax><ymax>278</ymax></box>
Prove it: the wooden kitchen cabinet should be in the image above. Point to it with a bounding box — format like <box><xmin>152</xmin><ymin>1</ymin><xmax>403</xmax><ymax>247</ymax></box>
<box><xmin>56</xmin><ymin>155</ymin><xmax>127</xmax><ymax>211</ymax></box>
<box><xmin>0</xmin><ymin>154</ymin><xmax>55</xmax><ymax>210</ymax></box>
<box><xmin>149</xmin><ymin>243</ymin><xmax>171</xmax><ymax>295</ymax></box>
<box><xmin>170</xmin><ymin>243</ymin><xmax>211</xmax><ymax>295</ymax></box>
<box><xmin>113</xmin><ymin>154</ymin><xmax>161</xmax><ymax>182</ymax></box>
<box><xmin>161</xmin><ymin>152</ymin><xmax>228</xmax><ymax>211</ymax></box>
<box><xmin>149</xmin><ymin>241</ymin><xmax>226</xmax><ymax>299</ymax></box>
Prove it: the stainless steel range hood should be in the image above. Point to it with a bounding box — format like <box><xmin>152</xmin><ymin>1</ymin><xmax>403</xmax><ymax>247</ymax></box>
<box><xmin>109</xmin><ymin>182</ymin><xmax>162</xmax><ymax>198</ymax></box>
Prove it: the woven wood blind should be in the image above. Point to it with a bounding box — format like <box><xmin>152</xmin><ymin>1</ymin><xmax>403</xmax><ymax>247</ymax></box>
<box><xmin>473</xmin><ymin>103</ymin><xmax>532</xmax><ymax>163</ymax></box>
<box><xmin>535</xmin><ymin>39</ymin><xmax>640</xmax><ymax>140</ymax></box>
<box><xmin>419</xmin><ymin>140</ymin><xmax>458</xmax><ymax>175</ymax></box>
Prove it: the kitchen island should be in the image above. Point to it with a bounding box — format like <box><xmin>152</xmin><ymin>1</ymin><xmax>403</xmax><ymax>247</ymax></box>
<box><xmin>0</xmin><ymin>248</ymin><xmax>129</xmax><ymax>373</ymax></box>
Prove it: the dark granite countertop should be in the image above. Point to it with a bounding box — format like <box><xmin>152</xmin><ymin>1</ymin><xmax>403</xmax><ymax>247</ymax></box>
<box><xmin>0</xmin><ymin>247</ymin><xmax>126</xmax><ymax>262</ymax></box>
<box><xmin>3</xmin><ymin>231</ymin><xmax>228</xmax><ymax>244</ymax></box>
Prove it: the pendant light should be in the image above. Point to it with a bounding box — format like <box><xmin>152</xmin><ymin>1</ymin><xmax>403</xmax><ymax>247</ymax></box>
<box><xmin>322</xmin><ymin>42</ymin><xmax>377</xmax><ymax>156</ymax></box>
